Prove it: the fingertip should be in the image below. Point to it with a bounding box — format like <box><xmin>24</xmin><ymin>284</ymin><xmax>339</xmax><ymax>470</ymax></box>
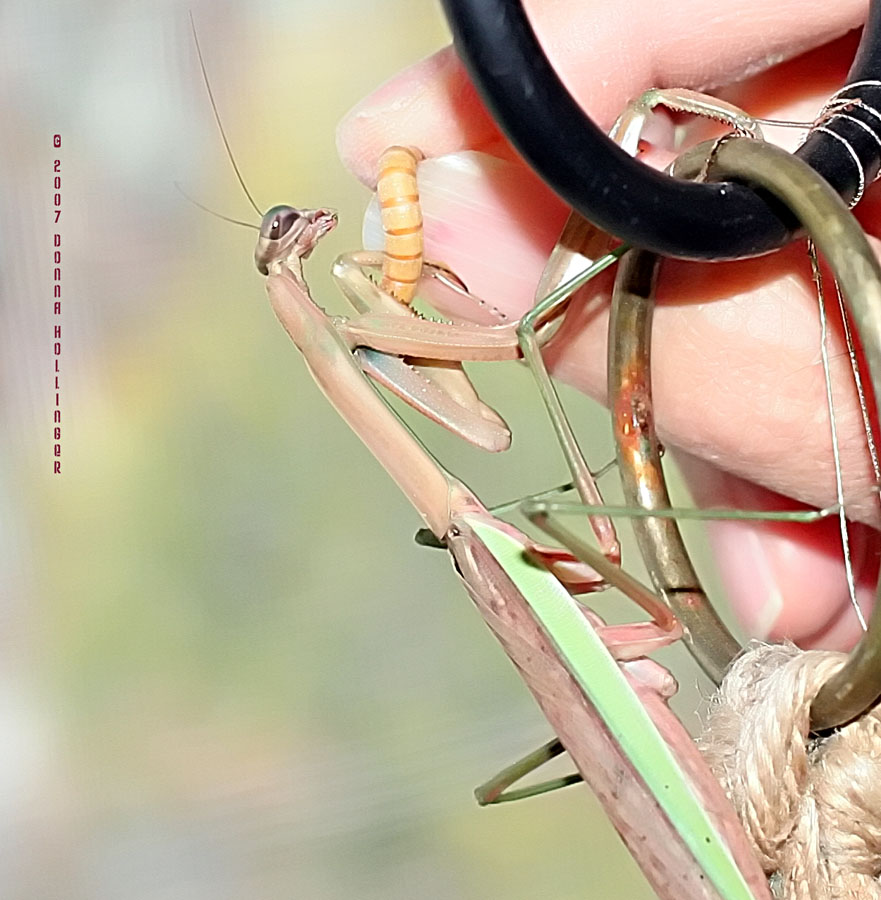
<box><xmin>336</xmin><ymin>46</ymin><xmax>499</xmax><ymax>187</ymax></box>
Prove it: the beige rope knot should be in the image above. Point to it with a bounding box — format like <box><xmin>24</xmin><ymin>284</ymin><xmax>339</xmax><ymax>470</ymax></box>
<box><xmin>699</xmin><ymin>641</ymin><xmax>881</xmax><ymax>899</ymax></box>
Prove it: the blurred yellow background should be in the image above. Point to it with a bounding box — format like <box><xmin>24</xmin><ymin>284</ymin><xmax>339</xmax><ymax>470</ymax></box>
<box><xmin>7</xmin><ymin>1</ymin><xmax>725</xmax><ymax>896</ymax></box>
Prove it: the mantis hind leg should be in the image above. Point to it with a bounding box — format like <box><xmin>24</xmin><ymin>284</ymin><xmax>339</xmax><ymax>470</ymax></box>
<box><xmin>475</xmin><ymin>737</ymin><xmax>581</xmax><ymax>805</ymax></box>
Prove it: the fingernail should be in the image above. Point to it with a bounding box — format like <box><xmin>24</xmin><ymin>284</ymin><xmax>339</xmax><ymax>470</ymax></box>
<box><xmin>346</xmin><ymin>49</ymin><xmax>459</xmax><ymax>124</ymax></box>
<box><xmin>705</xmin><ymin>519</ymin><xmax>784</xmax><ymax>639</ymax></box>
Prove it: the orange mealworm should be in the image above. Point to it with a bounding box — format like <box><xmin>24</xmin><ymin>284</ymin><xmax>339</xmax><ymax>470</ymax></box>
<box><xmin>377</xmin><ymin>145</ymin><xmax>425</xmax><ymax>305</ymax></box>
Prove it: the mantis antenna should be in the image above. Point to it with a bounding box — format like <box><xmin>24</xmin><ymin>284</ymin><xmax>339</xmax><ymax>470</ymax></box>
<box><xmin>188</xmin><ymin>10</ymin><xmax>264</xmax><ymax>218</ymax></box>
<box><xmin>174</xmin><ymin>181</ymin><xmax>259</xmax><ymax>230</ymax></box>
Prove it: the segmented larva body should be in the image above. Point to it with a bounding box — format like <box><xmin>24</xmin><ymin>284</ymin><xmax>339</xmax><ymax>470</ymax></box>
<box><xmin>377</xmin><ymin>145</ymin><xmax>425</xmax><ymax>305</ymax></box>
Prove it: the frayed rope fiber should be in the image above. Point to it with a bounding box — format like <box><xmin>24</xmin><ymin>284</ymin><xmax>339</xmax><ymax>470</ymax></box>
<box><xmin>699</xmin><ymin>642</ymin><xmax>881</xmax><ymax>899</ymax></box>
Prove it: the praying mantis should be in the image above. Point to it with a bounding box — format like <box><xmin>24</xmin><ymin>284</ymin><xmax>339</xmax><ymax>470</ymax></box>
<box><xmin>247</xmin><ymin>87</ymin><xmax>812</xmax><ymax>897</ymax></box>
<box><xmin>191</xmin><ymin>13</ymin><xmax>881</xmax><ymax>891</ymax></box>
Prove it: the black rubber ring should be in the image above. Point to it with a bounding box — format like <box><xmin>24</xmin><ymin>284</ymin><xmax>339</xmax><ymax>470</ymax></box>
<box><xmin>440</xmin><ymin>0</ymin><xmax>881</xmax><ymax>260</ymax></box>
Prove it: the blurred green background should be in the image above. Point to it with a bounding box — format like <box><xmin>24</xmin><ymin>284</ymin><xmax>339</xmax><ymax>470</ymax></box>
<box><xmin>7</xmin><ymin>1</ymin><xmax>728</xmax><ymax>896</ymax></box>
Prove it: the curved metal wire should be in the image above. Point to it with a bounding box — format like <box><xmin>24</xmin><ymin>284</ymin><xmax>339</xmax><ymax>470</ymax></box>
<box><xmin>609</xmin><ymin>135</ymin><xmax>881</xmax><ymax>730</ymax></box>
<box><xmin>608</xmin><ymin>248</ymin><xmax>740</xmax><ymax>684</ymax></box>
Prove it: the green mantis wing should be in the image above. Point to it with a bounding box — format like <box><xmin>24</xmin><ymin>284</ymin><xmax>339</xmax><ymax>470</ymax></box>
<box><xmin>465</xmin><ymin>514</ymin><xmax>760</xmax><ymax>900</ymax></box>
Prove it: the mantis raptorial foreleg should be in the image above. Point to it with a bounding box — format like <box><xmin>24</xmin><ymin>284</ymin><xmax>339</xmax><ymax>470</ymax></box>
<box><xmin>324</xmin><ymin>149</ymin><xmax>627</xmax><ymax>562</ymax></box>
<box><xmin>609</xmin><ymin>87</ymin><xmax>766</xmax><ymax>151</ymax></box>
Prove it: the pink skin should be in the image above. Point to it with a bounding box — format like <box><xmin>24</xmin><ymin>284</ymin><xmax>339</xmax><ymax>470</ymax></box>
<box><xmin>336</xmin><ymin>0</ymin><xmax>881</xmax><ymax>651</ymax></box>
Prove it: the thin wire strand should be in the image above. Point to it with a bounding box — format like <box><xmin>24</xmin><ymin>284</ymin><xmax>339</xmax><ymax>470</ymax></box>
<box><xmin>832</xmin><ymin>113</ymin><xmax>881</xmax><ymax>152</ymax></box>
<box><xmin>812</xmin><ymin>127</ymin><xmax>866</xmax><ymax>206</ymax></box>
<box><xmin>832</xmin><ymin>274</ymin><xmax>881</xmax><ymax>490</ymax></box>
<box><xmin>189</xmin><ymin>10</ymin><xmax>263</xmax><ymax>217</ymax></box>
<box><xmin>808</xmin><ymin>240</ymin><xmax>866</xmax><ymax>630</ymax></box>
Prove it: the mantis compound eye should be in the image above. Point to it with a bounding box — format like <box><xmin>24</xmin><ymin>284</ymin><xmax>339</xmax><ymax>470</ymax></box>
<box><xmin>263</xmin><ymin>206</ymin><xmax>301</xmax><ymax>242</ymax></box>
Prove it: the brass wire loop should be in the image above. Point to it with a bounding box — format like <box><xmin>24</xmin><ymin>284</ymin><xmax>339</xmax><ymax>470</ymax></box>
<box><xmin>610</xmin><ymin>137</ymin><xmax>881</xmax><ymax>730</ymax></box>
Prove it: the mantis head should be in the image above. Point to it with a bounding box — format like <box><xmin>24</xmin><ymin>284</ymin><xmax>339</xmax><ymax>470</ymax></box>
<box><xmin>255</xmin><ymin>206</ymin><xmax>338</xmax><ymax>275</ymax></box>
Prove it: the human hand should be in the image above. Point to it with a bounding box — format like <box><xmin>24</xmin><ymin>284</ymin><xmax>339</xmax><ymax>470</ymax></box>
<box><xmin>336</xmin><ymin>0</ymin><xmax>880</xmax><ymax>651</ymax></box>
